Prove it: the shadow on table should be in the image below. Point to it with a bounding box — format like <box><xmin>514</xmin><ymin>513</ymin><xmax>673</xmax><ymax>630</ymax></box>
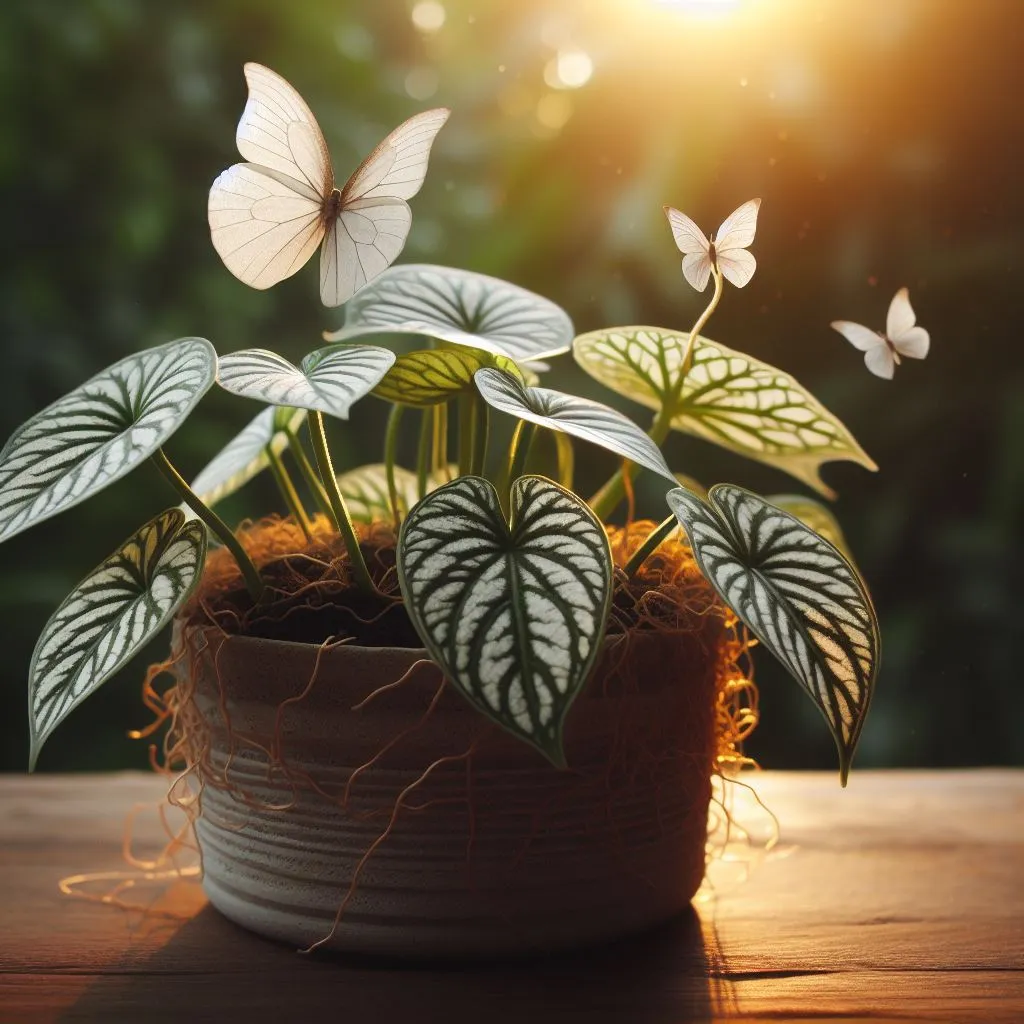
<box><xmin>63</xmin><ymin>903</ymin><xmax>729</xmax><ymax>1022</ymax></box>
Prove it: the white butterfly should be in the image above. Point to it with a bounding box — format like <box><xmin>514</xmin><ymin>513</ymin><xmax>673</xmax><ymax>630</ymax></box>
<box><xmin>208</xmin><ymin>63</ymin><xmax>449</xmax><ymax>307</ymax></box>
<box><xmin>831</xmin><ymin>288</ymin><xmax>930</xmax><ymax>380</ymax></box>
<box><xmin>663</xmin><ymin>198</ymin><xmax>761</xmax><ymax>291</ymax></box>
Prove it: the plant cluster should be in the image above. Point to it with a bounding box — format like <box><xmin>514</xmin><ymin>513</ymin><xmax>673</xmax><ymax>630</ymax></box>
<box><xmin>2</xmin><ymin>64</ymin><xmax>891</xmax><ymax>784</ymax></box>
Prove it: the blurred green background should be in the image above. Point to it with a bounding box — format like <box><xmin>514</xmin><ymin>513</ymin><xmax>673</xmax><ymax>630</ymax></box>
<box><xmin>1</xmin><ymin>0</ymin><xmax>1021</xmax><ymax>773</ymax></box>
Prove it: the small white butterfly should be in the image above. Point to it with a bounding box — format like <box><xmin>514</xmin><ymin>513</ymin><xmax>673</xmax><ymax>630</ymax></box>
<box><xmin>663</xmin><ymin>198</ymin><xmax>761</xmax><ymax>291</ymax></box>
<box><xmin>208</xmin><ymin>63</ymin><xmax>449</xmax><ymax>307</ymax></box>
<box><xmin>831</xmin><ymin>288</ymin><xmax>930</xmax><ymax>380</ymax></box>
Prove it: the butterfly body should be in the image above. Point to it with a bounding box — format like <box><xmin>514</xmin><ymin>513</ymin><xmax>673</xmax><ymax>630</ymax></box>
<box><xmin>322</xmin><ymin>187</ymin><xmax>343</xmax><ymax>224</ymax></box>
<box><xmin>664</xmin><ymin>198</ymin><xmax>760</xmax><ymax>291</ymax></box>
<box><xmin>831</xmin><ymin>287</ymin><xmax>929</xmax><ymax>380</ymax></box>
<box><xmin>209</xmin><ymin>63</ymin><xmax>449</xmax><ymax>307</ymax></box>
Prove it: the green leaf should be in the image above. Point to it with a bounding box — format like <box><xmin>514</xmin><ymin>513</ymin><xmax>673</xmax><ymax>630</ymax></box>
<box><xmin>217</xmin><ymin>345</ymin><xmax>395</xmax><ymax>419</ymax></box>
<box><xmin>397</xmin><ymin>475</ymin><xmax>613</xmax><ymax>766</ymax></box>
<box><xmin>766</xmin><ymin>494</ymin><xmax>853</xmax><ymax>560</ymax></box>
<box><xmin>372</xmin><ymin>346</ymin><xmax>522</xmax><ymax>408</ymax></box>
<box><xmin>573</xmin><ymin>326</ymin><xmax>876</xmax><ymax>497</ymax></box>
<box><xmin>0</xmin><ymin>338</ymin><xmax>216</xmax><ymax>544</ymax></box>
<box><xmin>335</xmin><ymin>463</ymin><xmax>455</xmax><ymax>523</ymax></box>
<box><xmin>333</xmin><ymin>264</ymin><xmax>574</xmax><ymax>363</ymax></box>
<box><xmin>666</xmin><ymin>484</ymin><xmax>879</xmax><ymax>784</ymax></box>
<box><xmin>474</xmin><ymin>367</ymin><xmax>674</xmax><ymax>483</ymax></box>
<box><xmin>28</xmin><ymin>508</ymin><xmax>207</xmax><ymax>769</ymax></box>
<box><xmin>191</xmin><ymin>406</ymin><xmax>308</xmax><ymax>507</ymax></box>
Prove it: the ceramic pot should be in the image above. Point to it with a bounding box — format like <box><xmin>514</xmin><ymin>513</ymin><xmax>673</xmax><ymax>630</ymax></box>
<box><xmin>174</xmin><ymin>616</ymin><xmax>724</xmax><ymax>957</ymax></box>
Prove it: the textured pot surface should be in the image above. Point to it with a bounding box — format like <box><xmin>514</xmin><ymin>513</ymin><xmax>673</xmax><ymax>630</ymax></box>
<box><xmin>176</xmin><ymin>619</ymin><xmax>723</xmax><ymax>957</ymax></box>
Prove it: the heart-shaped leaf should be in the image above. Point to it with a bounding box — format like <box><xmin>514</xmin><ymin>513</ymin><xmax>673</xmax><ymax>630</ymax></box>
<box><xmin>666</xmin><ymin>484</ymin><xmax>879</xmax><ymax>783</ymax></box>
<box><xmin>0</xmin><ymin>338</ymin><xmax>216</xmax><ymax>544</ymax></box>
<box><xmin>574</xmin><ymin>326</ymin><xmax>876</xmax><ymax>497</ymax></box>
<box><xmin>474</xmin><ymin>367</ymin><xmax>674</xmax><ymax>483</ymax></box>
<box><xmin>372</xmin><ymin>346</ymin><xmax>522</xmax><ymax>408</ymax></box>
<box><xmin>335</xmin><ymin>463</ymin><xmax>455</xmax><ymax>523</ymax></box>
<box><xmin>337</xmin><ymin>463</ymin><xmax>418</xmax><ymax>523</ymax></box>
<box><xmin>397</xmin><ymin>475</ymin><xmax>613</xmax><ymax>766</ymax></box>
<box><xmin>28</xmin><ymin>507</ymin><xmax>207</xmax><ymax>769</ymax></box>
<box><xmin>217</xmin><ymin>345</ymin><xmax>395</xmax><ymax>419</ymax></box>
<box><xmin>766</xmin><ymin>494</ymin><xmax>852</xmax><ymax>560</ymax></box>
<box><xmin>333</xmin><ymin>264</ymin><xmax>574</xmax><ymax>363</ymax></box>
<box><xmin>191</xmin><ymin>406</ymin><xmax>308</xmax><ymax>507</ymax></box>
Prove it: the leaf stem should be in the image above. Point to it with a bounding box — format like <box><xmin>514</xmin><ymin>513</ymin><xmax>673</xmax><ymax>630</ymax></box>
<box><xmin>285</xmin><ymin>426</ymin><xmax>332</xmax><ymax>520</ymax></box>
<box><xmin>384</xmin><ymin>403</ymin><xmax>405</xmax><ymax>529</ymax></box>
<box><xmin>308</xmin><ymin>412</ymin><xmax>376</xmax><ymax>595</ymax></box>
<box><xmin>589</xmin><ymin>267</ymin><xmax>725</xmax><ymax>521</ymax></box>
<box><xmin>151</xmin><ymin>448</ymin><xmax>264</xmax><ymax>602</ymax></box>
<box><xmin>554</xmin><ymin>430</ymin><xmax>575</xmax><ymax>489</ymax></box>
<box><xmin>622</xmin><ymin>514</ymin><xmax>678</xmax><ymax>578</ymax></box>
<box><xmin>416</xmin><ymin>407</ymin><xmax>432</xmax><ymax>500</ymax></box>
<box><xmin>472</xmin><ymin>399</ymin><xmax>490</xmax><ymax>477</ymax></box>
<box><xmin>506</xmin><ymin>420</ymin><xmax>536</xmax><ymax>488</ymax></box>
<box><xmin>457</xmin><ymin>393</ymin><xmax>475</xmax><ymax>477</ymax></box>
<box><xmin>266</xmin><ymin>445</ymin><xmax>313</xmax><ymax>541</ymax></box>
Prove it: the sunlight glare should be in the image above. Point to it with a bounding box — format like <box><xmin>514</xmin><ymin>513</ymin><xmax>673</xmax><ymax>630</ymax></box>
<box><xmin>545</xmin><ymin>49</ymin><xmax>594</xmax><ymax>90</ymax></box>
<box><xmin>652</xmin><ymin>0</ymin><xmax>743</xmax><ymax>14</ymax></box>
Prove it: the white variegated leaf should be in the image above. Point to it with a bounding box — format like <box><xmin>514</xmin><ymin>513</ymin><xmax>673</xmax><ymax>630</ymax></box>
<box><xmin>767</xmin><ymin>494</ymin><xmax>853</xmax><ymax>560</ymax></box>
<box><xmin>397</xmin><ymin>475</ymin><xmax>612</xmax><ymax>766</ymax></box>
<box><xmin>191</xmin><ymin>406</ymin><xmax>308</xmax><ymax>507</ymax></box>
<box><xmin>573</xmin><ymin>326</ymin><xmax>876</xmax><ymax>498</ymax></box>
<box><xmin>474</xmin><ymin>367</ymin><xmax>674</xmax><ymax>483</ymax></box>
<box><xmin>217</xmin><ymin>344</ymin><xmax>395</xmax><ymax>419</ymax></box>
<box><xmin>335</xmin><ymin>462</ymin><xmax>453</xmax><ymax>523</ymax></box>
<box><xmin>28</xmin><ymin>508</ymin><xmax>207</xmax><ymax>768</ymax></box>
<box><xmin>337</xmin><ymin>463</ymin><xmax>418</xmax><ymax>523</ymax></box>
<box><xmin>0</xmin><ymin>338</ymin><xmax>216</xmax><ymax>544</ymax></box>
<box><xmin>666</xmin><ymin>484</ymin><xmax>879</xmax><ymax>784</ymax></box>
<box><xmin>333</xmin><ymin>264</ymin><xmax>574</xmax><ymax>363</ymax></box>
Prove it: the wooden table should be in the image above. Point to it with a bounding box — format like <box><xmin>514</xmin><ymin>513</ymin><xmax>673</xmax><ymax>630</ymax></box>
<box><xmin>0</xmin><ymin>770</ymin><xmax>1020</xmax><ymax>1023</ymax></box>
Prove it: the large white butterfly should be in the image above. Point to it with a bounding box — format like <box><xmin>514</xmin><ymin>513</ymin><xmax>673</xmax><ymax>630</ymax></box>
<box><xmin>663</xmin><ymin>198</ymin><xmax>761</xmax><ymax>291</ymax></box>
<box><xmin>831</xmin><ymin>287</ymin><xmax>930</xmax><ymax>380</ymax></box>
<box><xmin>208</xmin><ymin>63</ymin><xmax>449</xmax><ymax>307</ymax></box>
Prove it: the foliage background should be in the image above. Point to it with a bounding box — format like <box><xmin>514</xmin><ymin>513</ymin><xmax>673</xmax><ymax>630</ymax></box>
<box><xmin>0</xmin><ymin>0</ymin><xmax>1020</xmax><ymax>772</ymax></box>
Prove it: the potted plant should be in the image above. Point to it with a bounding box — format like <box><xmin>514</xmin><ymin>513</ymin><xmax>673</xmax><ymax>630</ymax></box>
<box><xmin>3</xmin><ymin>64</ymin><xmax>895</xmax><ymax>958</ymax></box>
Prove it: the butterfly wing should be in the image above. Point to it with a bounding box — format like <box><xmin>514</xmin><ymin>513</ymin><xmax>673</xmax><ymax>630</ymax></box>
<box><xmin>341</xmin><ymin>107</ymin><xmax>450</xmax><ymax>204</ymax></box>
<box><xmin>319</xmin><ymin>108</ymin><xmax>449</xmax><ymax>306</ymax></box>
<box><xmin>236</xmin><ymin>63</ymin><xmax>333</xmax><ymax>198</ymax></box>
<box><xmin>715</xmin><ymin>249</ymin><xmax>757</xmax><ymax>289</ymax></box>
<box><xmin>863</xmin><ymin>345</ymin><xmax>896</xmax><ymax>380</ymax></box>
<box><xmin>831</xmin><ymin>320</ymin><xmax>885</xmax><ymax>352</ymax></box>
<box><xmin>887</xmin><ymin>288</ymin><xmax>930</xmax><ymax>359</ymax></box>
<box><xmin>714</xmin><ymin>198</ymin><xmax>761</xmax><ymax>252</ymax></box>
<box><xmin>209</xmin><ymin>163</ymin><xmax>325</xmax><ymax>290</ymax></box>
<box><xmin>209</xmin><ymin>64</ymin><xmax>333</xmax><ymax>290</ymax></box>
<box><xmin>320</xmin><ymin>199</ymin><xmax>413</xmax><ymax>307</ymax></box>
<box><xmin>664</xmin><ymin>206</ymin><xmax>712</xmax><ymax>292</ymax></box>
<box><xmin>664</xmin><ymin>206</ymin><xmax>710</xmax><ymax>255</ymax></box>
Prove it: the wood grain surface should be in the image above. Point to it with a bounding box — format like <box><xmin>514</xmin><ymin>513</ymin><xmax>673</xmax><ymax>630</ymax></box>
<box><xmin>0</xmin><ymin>770</ymin><xmax>1020</xmax><ymax>1022</ymax></box>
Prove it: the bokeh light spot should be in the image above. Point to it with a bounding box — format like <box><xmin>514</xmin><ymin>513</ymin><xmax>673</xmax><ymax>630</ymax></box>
<box><xmin>411</xmin><ymin>1</ymin><xmax>446</xmax><ymax>34</ymax></box>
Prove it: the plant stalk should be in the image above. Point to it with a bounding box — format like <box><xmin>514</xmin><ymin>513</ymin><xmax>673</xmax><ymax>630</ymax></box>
<box><xmin>308</xmin><ymin>411</ymin><xmax>376</xmax><ymax>595</ymax></box>
<box><xmin>457</xmin><ymin>392</ymin><xmax>475</xmax><ymax>477</ymax></box>
<box><xmin>471</xmin><ymin>399</ymin><xmax>490</xmax><ymax>477</ymax></box>
<box><xmin>416</xmin><ymin>407</ymin><xmax>432</xmax><ymax>500</ymax></box>
<box><xmin>383</xmin><ymin>403</ymin><xmax>405</xmax><ymax>528</ymax></box>
<box><xmin>622</xmin><ymin>514</ymin><xmax>679</xmax><ymax>578</ymax></box>
<box><xmin>266</xmin><ymin>445</ymin><xmax>313</xmax><ymax>541</ymax></box>
<box><xmin>285</xmin><ymin>426</ymin><xmax>333</xmax><ymax>520</ymax></box>
<box><xmin>589</xmin><ymin>267</ymin><xmax>725</xmax><ymax>521</ymax></box>
<box><xmin>151</xmin><ymin>448</ymin><xmax>264</xmax><ymax>602</ymax></box>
